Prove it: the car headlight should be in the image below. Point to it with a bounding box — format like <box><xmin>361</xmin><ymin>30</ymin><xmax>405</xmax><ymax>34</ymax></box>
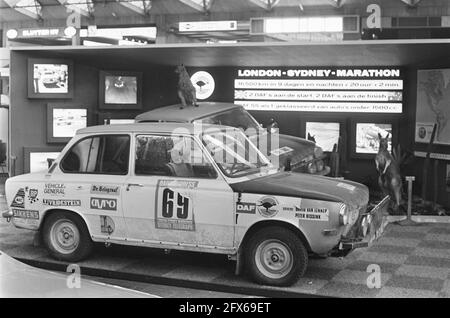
<box><xmin>339</xmin><ymin>204</ymin><xmax>349</xmax><ymax>225</ymax></box>
<box><xmin>307</xmin><ymin>162</ymin><xmax>317</xmax><ymax>174</ymax></box>
<box><xmin>313</xmin><ymin>146</ymin><xmax>323</xmax><ymax>159</ymax></box>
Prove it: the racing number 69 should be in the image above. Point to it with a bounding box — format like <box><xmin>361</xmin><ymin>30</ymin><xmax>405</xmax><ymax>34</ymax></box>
<box><xmin>162</xmin><ymin>188</ymin><xmax>189</xmax><ymax>219</ymax></box>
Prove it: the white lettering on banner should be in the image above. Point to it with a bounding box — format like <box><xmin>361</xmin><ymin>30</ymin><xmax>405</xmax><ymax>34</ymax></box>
<box><xmin>236</xmin><ymin>69</ymin><xmax>401</xmax><ymax>78</ymax></box>
<box><xmin>235</xmin><ymin>90</ymin><xmax>402</xmax><ymax>102</ymax></box>
<box><xmin>238</xmin><ymin>101</ymin><xmax>402</xmax><ymax>113</ymax></box>
<box><xmin>234</xmin><ymin>79</ymin><xmax>403</xmax><ymax>90</ymax></box>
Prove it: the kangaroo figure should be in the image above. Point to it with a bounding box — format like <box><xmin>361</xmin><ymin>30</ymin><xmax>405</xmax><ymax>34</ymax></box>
<box><xmin>375</xmin><ymin>133</ymin><xmax>402</xmax><ymax>211</ymax></box>
<box><xmin>307</xmin><ymin>133</ymin><xmax>316</xmax><ymax>143</ymax></box>
<box><xmin>175</xmin><ymin>64</ymin><xmax>198</xmax><ymax>109</ymax></box>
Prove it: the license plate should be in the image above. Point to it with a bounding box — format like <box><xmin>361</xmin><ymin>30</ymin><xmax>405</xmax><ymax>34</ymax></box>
<box><xmin>12</xmin><ymin>209</ymin><xmax>39</xmax><ymax>220</ymax></box>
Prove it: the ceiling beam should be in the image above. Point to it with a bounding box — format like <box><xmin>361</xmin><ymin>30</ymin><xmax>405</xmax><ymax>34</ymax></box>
<box><xmin>117</xmin><ymin>0</ymin><xmax>152</xmax><ymax>16</ymax></box>
<box><xmin>248</xmin><ymin>0</ymin><xmax>280</xmax><ymax>11</ymax></box>
<box><xmin>4</xmin><ymin>0</ymin><xmax>42</xmax><ymax>20</ymax></box>
<box><xmin>328</xmin><ymin>0</ymin><xmax>344</xmax><ymax>8</ymax></box>
<box><xmin>58</xmin><ymin>0</ymin><xmax>94</xmax><ymax>17</ymax></box>
<box><xmin>178</xmin><ymin>0</ymin><xmax>212</xmax><ymax>13</ymax></box>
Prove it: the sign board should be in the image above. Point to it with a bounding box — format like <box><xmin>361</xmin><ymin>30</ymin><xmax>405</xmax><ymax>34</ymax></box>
<box><xmin>234</xmin><ymin>68</ymin><xmax>403</xmax><ymax>113</ymax></box>
<box><xmin>179</xmin><ymin>21</ymin><xmax>237</xmax><ymax>32</ymax></box>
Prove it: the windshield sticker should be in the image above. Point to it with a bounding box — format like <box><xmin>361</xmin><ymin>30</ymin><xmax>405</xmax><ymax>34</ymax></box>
<box><xmin>100</xmin><ymin>215</ymin><xmax>115</xmax><ymax>235</ymax></box>
<box><xmin>26</xmin><ymin>188</ymin><xmax>39</xmax><ymax>204</ymax></box>
<box><xmin>295</xmin><ymin>207</ymin><xmax>329</xmax><ymax>221</ymax></box>
<box><xmin>43</xmin><ymin>199</ymin><xmax>81</xmax><ymax>207</ymax></box>
<box><xmin>236</xmin><ymin>202</ymin><xmax>256</xmax><ymax>214</ymax></box>
<box><xmin>44</xmin><ymin>183</ymin><xmax>66</xmax><ymax>196</ymax></box>
<box><xmin>12</xmin><ymin>209</ymin><xmax>39</xmax><ymax>219</ymax></box>
<box><xmin>257</xmin><ymin>196</ymin><xmax>279</xmax><ymax>217</ymax></box>
<box><xmin>91</xmin><ymin>185</ymin><xmax>120</xmax><ymax>196</ymax></box>
<box><xmin>271</xmin><ymin>146</ymin><xmax>294</xmax><ymax>156</ymax></box>
<box><xmin>337</xmin><ymin>182</ymin><xmax>356</xmax><ymax>192</ymax></box>
<box><xmin>10</xmin><ymin>188</ymin><xmax>26</xmax><ymax>208</ymax></box>
<box><xmin>90</xmin><ymin>198</ymin><xmax>117</xmax><ymax>211</ymax></box>
<box><xmin>155</xmin><ymin>180</ymin><xmax>197</xmax><ymax>231</ymax></box>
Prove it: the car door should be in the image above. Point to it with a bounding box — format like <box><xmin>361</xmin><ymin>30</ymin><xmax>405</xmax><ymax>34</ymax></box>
<box><xmin>55</xmin><ymin>134</ymin><xmax>131</xmax><ymax>240</ymax></box>
<box><xmin>122</xmin><ymin>133</ymin><xmax>235</xmax><ymax>250</ymax></box>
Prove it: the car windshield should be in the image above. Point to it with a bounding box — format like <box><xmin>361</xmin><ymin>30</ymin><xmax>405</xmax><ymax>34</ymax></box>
<box><xmin>201</xmin><ymin>128</ymin><xmax>272</xmax><ymax>178</ymax></box>
<box><xmin>194</xmin><ymin>108</ymin><xmax>264</xmax><ymax>136</ymax></box>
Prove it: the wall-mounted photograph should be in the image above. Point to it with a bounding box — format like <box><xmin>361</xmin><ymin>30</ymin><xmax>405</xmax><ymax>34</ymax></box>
<box><xmin>99</xmin><ymin>71</ymin><xmax>142</xmax><ymax>110</ymax></box>
<box><xmin>47</xmin><ymin>104</ymin><xmax>88</xmax><ymax>143</ymax></box>
<box><xmin>305</xmin><ymin>122</ymin><xmax>340</xmax><ymax>152</ymax></box>
<box><xmin>24</xmin><ymin>147</ymin><xmax>62</xmax><ymax>173</ymax></box>
<box><xmin>356</xmin><ymin>123</ymin><xmax>392</xmax><ymax>154</ymax></box>
<box><xmin>98</xmin><ymin>112</ymin><xmax>139</xmax><ymax>125</ymax></box>
<box><xmin>27</xmin><ymin>58</ymin><xmax>74</xmax><ymax>99</ymax></box>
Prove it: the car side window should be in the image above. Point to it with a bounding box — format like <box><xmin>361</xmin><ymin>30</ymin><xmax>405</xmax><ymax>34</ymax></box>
<box><xmin>61</xmin><ymin>135</ymin><xmax>130</xmax><ymax>175</ymax></box>
<box><xmin>135</xmin><ymin>135</ymin><xmax>217</xmax><ymax>179</ymax></box>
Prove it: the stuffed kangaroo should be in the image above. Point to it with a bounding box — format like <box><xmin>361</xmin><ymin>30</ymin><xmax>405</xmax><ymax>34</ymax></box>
<box><xmin>175</xmin><ymin>64</ymin><xmax>198</xmax><ymax>109</ymax></box>
<box><xmin>375</xmin><ymin>133</ymin><xmax>402</xmax><ymax>211</ymax></box>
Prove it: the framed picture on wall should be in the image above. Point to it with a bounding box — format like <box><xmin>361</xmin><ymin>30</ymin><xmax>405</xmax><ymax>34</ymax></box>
<box><xmin>305</xmin><ymin>122</ymin><xmax>341</xmax><ymax>152</ymax></box>
<box><xmin>47</xmin><ymin>104</ymin><xmax>89</xmax><ymax>143</ymax></box>
<box><xmin>27</xmin><ymin>58</ymin><xmax>74</xmax><ymax>99</ymax></box>
<box><xmin>98</xmin><ymin>112</ymin><xmax>139</xmax><ymax>125</ymax></box>
<box><xmin>99</xmin><ymin>71</ymin><xmax>143</xmax><ymax>110</ymax></box>
<box><xmin>350</xmin><ymin>119</ymin><xmax>398</xmax><ymax>159</ymax></box>
<box><xmin>24</xmin><ymin>147</ymin><xmax>62</xmax><ymax>173</ymax></box>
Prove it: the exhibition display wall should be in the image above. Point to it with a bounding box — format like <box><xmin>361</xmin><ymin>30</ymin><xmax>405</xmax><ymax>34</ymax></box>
<box><xmin>9</xmin><ymin>46</ymin><xmax>450</xmax><ymax>209</ymax></box>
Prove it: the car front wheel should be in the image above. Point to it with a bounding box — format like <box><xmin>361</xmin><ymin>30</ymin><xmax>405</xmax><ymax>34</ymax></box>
<box><xmin>245</xmin><ymin>226</ymin><xmax>308</xmax><ymax>286</ymax></box>
<box><xmin>43</xmin><ymin>211</ymin><xmax>93</xmax><ymax>262</ymax></box>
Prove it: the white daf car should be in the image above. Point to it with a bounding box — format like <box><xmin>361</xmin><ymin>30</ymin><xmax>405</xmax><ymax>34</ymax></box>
<box><xmin>2</xmin><ymin>123</ymin><xmax>387</xmax><ymax>286</ymax></box>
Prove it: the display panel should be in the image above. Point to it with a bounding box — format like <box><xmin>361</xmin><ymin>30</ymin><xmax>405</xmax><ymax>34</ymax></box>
<box><xmin>47</xmin><ymin>104</ymin><xmax>89</xmax><ymax>143</ymax></box>
<box><xmin>234</xmin><ymin>67</ymin><xmax>403</xmax><ymax>113</ymax></box>
<box><xmin>356</xmin><ymin>123</ymin><xmax>392</xmax><ymax>154</ymax></box>
<box><xmin>305</xmin><ymin>122</ymin><xmax>340</xmax><ymax>152</ymax></box>
<box><xmin>99</xmin><ymin>71</ymin><xmax>142</xmax><ymax>110</ymax></box>
<box><xmin>27</xmin><ymin>58</ymin><xmax>74</xmax><ymax>99</ymax></box>
<box><xmin>416</xmin><ymin>69</ymin><xmax>450</xmax><ymax>145</ymax></box>
<box><xmin>98</xmin><ymin>112</ymin><xmax>139</xmax><ymax>125</ymax></box>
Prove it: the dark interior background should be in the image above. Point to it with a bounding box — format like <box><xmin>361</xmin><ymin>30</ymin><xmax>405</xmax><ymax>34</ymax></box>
<box><xmin>10</xmin><ymin>49</ymin><xmax>450</xmax><ymax>208</ymax></box>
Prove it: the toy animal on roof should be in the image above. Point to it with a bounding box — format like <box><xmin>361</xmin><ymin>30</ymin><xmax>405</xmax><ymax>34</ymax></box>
<box><xmin>375</xmin><ymin>133</ymin><xmax>402</xmax><ymax>212</ymax></box>
<box><xmin>175</xmin><ymin>64</ymin><xmax>198</xmax><ymax>109</ymax></box>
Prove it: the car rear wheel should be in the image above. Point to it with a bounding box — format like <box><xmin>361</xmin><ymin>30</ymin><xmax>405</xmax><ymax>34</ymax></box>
<box><xmin>245</xmin><ymin>226</ymin><xmax>308</xmax><ymax>286</ymax></box>
<box><xmin>43</xmin><ymin>211</ymin><xmax>93</xmax><ymax>262</ymax></box>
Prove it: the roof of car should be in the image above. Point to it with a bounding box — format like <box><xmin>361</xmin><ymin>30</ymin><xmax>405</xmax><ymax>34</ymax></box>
<box><xmin>77</xmin><ymin>122</ymin><xmax>233</xmax><ymax>135</ymax></box>
<box><xmin>135</xmin><ymin>102</ymin><xmax>241</xmax><ymax>123</ymax></box>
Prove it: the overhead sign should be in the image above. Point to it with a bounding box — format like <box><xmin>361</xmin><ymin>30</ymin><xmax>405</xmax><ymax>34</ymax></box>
<box><xmin>7</xmin><ymin>28</ymin><xmax>64</xmax><ymax>39</ymax></box>
<box><xmin>179</xmin><ymin>21</ymin><xmax>237</xmax><ymax>32</ymax></box>
<box><xmin>234</xmin><ymin>68</ymin><xmax>403</xmax><ymax>113</ymax></box>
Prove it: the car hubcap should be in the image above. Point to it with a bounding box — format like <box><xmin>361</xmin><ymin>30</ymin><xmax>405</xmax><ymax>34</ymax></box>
<box><xmin>255</xmin><ymin>239</ymin><xmax>293</xmax><ymax>279</ymax></box>
<box><xmin>50</xmin><ymin>219</ymin><xmax>80</xmax><ymax>254</ymax></box>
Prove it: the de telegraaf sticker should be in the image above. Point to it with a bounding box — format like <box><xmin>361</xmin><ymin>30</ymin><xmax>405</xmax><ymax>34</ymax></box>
<box><xmin>257</xmin><ymin>196</ymin><xmax>279</xmax><ymax>217</ymax></box>
<box><xmin>90</xmin><ymin>184</ymin><xmax>120</xmax><ymax>196</ymax></box>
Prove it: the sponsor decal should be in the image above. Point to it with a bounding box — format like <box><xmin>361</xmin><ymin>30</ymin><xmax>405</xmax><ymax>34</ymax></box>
<box><xmin>257</xmin><ymin>196</ymin><xmax>279</xmax><ymax>217</ymax></box>
<box><xmin>43</xmin><ymin>199</ymin><xmax>81</xmax><ymax>206</ymax></box>
<box><xmin>10</xmin><ymin>188</ymin><xmax>26</xmax><ymax>208</ymax></box>
<box><xmin>12</xmin><ymin>209</ymin><xmax>39</xmax><ymax>219</ymax></box>
<box><xmin>90</xmin><ymin>185</ymin><xmax>120</xmax><ymax>196</ymax></box>
<box><xmin>90</xmin><ymin>197</ymin><xmax>117</xmax><ymax>211</ymax></box>
<box><xmin>44</xmin><ymin>183</ymin><xmax>66</xmax><ymax>196</ymax></box>
<box><xmin>100</xmin><ymin>215</ymin><xmax>115</xmax><ymax>234</ymax></box>
<box><xmin>26</xmin><ymin>188</ymin><xmax>39</xmax><ymax>204</ymax></box>
<box><xmin>155</xmin><ymin>179</ymin><xmax>198</xmax><ymax>231</ymax></box>
<box><xmin>295</xmin><ymin>207</ymin><xmax>329</xmax><ymax>221</ymax></box>
<box><xmin>236</xmin><ymin>202</ymin><xmax>256</xmax><ymax>214</ymax></box>
<box><xmin>337</xmin><ymin>182</ymin><xmax>355</xmax><ymax>192</ymax></box>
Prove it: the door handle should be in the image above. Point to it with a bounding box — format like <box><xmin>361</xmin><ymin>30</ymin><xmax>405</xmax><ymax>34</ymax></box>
<box><xmin>126</xmin><ymin>183</ymin><xmax>144</xmax><ymax>191</ymax></box>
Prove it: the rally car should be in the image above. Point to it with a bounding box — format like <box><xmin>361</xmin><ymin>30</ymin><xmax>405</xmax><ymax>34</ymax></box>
<box><xmin>135</xmin><ymin>102</ymin><xmax>330</xmax><ymax>175</ymax></box>
<box><xmin>2</xmin><ymin>123</ymin><xmax>387</xmax><ymax>286</ymax></box>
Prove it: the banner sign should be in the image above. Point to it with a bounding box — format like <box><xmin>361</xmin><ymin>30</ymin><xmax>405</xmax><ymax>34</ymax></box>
<box><xmin>234</xmin><ymin>68</ymin><xmax>403</xmax><ymax>113</ymax></box>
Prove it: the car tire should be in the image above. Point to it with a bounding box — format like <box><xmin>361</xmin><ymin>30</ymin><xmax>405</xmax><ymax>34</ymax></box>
<box><xmin>245</xmin><ymin>226</ymin><xmax>308</xmax><ymax>286</ymax></box>
<box><xmin>43</xmin><ymin>211</ymin><xmax>93</xmax><ymax>262</ymax></box>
